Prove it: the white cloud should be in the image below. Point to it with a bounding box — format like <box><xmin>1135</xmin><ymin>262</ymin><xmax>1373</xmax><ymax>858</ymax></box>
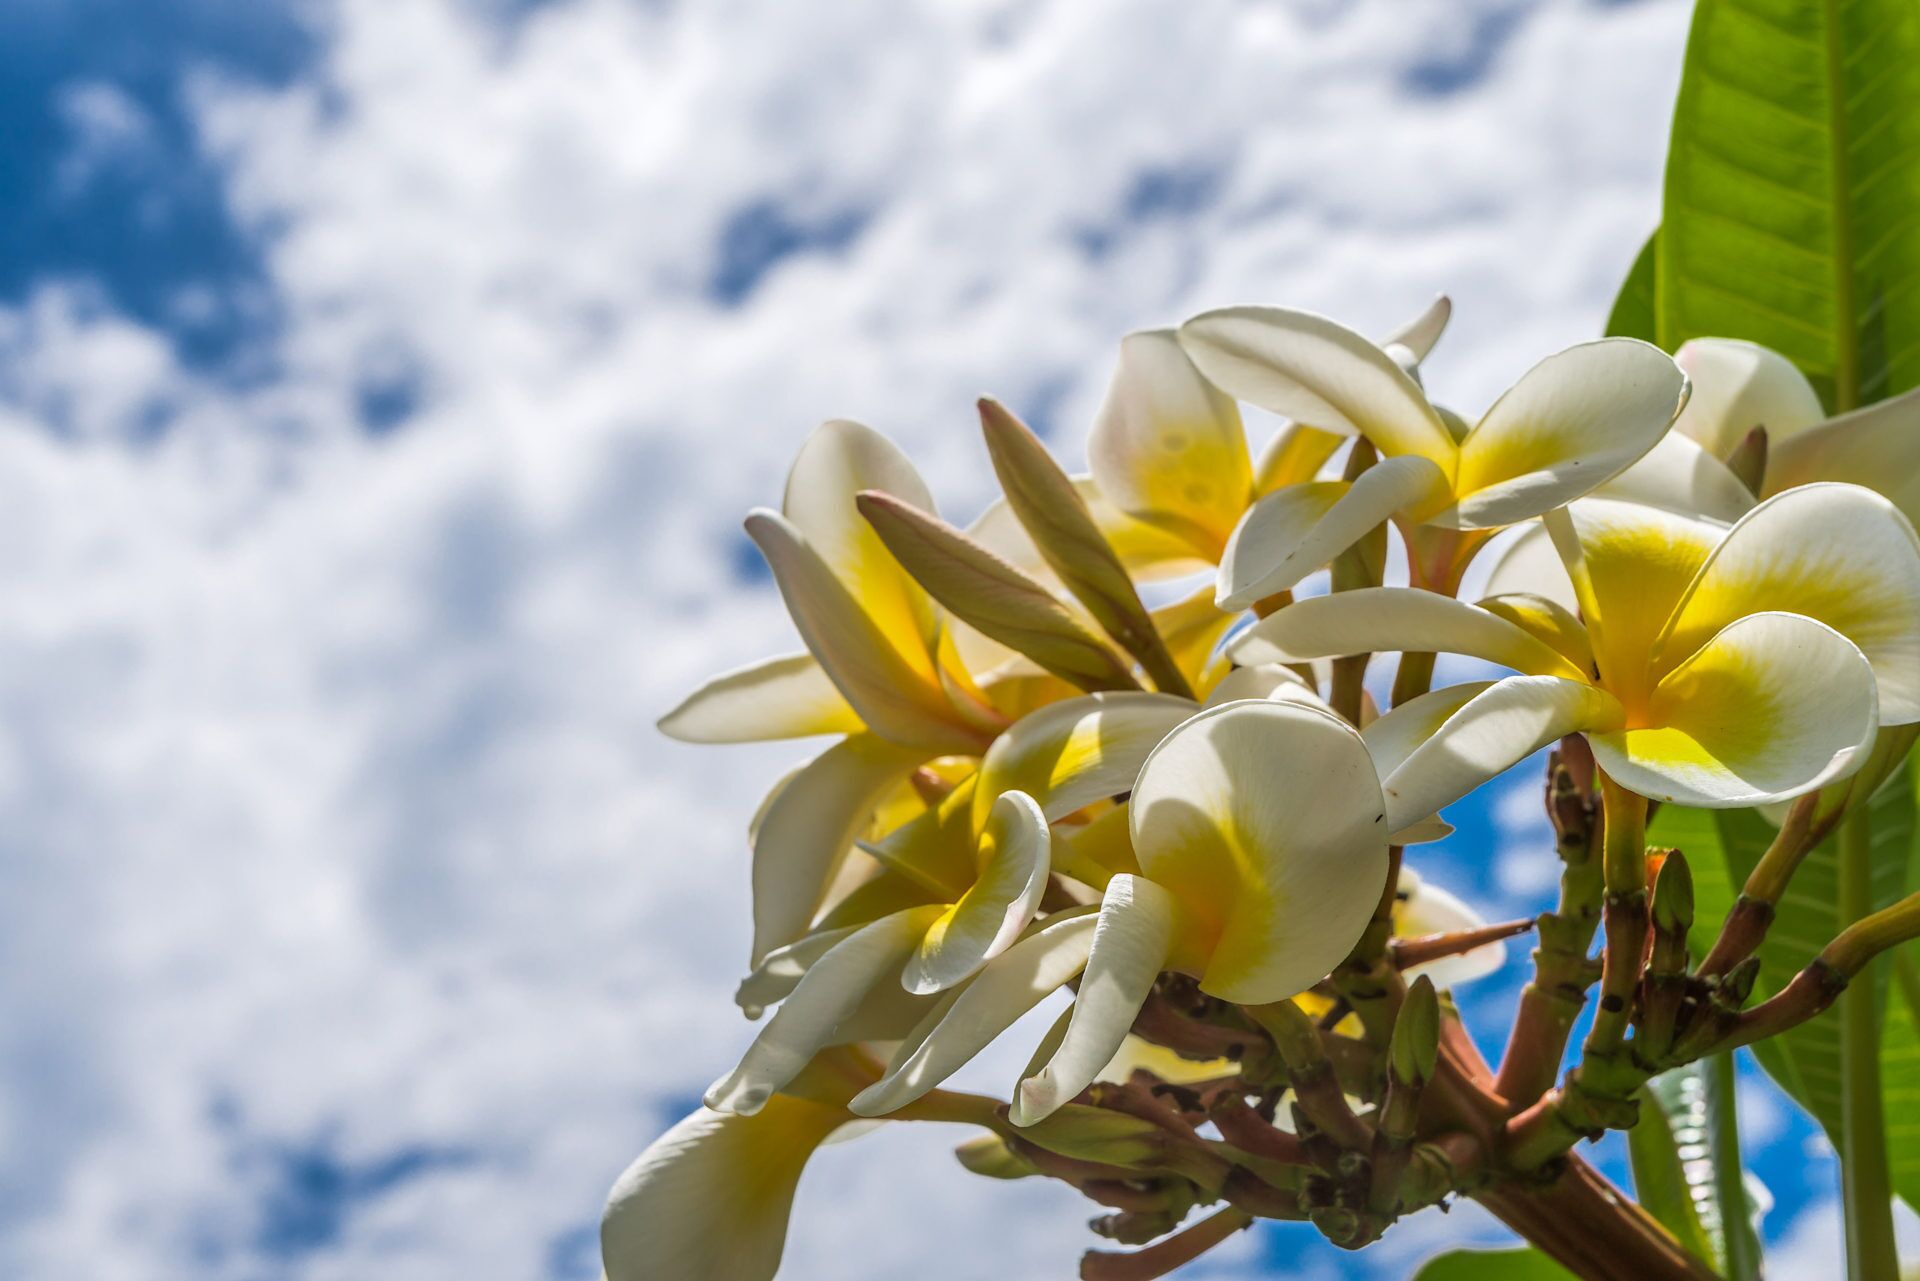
<box><xmin>0</xmin><ymin>0</ymin><xmax>1695</xmax><ymax>1276</ymax></box>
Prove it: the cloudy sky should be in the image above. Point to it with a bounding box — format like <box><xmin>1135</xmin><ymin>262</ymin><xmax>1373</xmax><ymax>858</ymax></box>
<box><xmin>0</xmin><ymin>0</ymin><xmax>1895</xmax><ymax>1277</ymax></box>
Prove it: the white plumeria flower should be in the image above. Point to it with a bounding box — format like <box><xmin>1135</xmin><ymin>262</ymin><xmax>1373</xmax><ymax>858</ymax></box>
<box><xmin>1605</xmin><ymin>336</ymin><xmax>1920</xmax><ymax>529</ymax></box>
<box><xmin>1176</xmin><ymin>306</ymin><xmax>1689</xmax><ymax>607</ymax></box>
<box><xmin>1394</xmin><ymin>867</ymin><xmax>1508</xmax><ymax>989</ymax></box>
<box><xmin>1231</xmin><ymin>483</ymin><xmax>1920</xmax><ymax>808</ymax></box>
<box><xmin>845</xmin><ymin>699</ymin><xmax>1392</xmax><ymax>1125</ymax></box>
<box><xmin>603</xmin><ymin>1093</ymin><xmax>853</xmax><ymax>1281</ymax></box>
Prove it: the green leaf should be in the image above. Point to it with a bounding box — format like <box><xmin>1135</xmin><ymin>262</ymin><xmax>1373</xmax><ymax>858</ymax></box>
<box><xmin>1606</xmin><ymin>232</ymin><xmax>1659</xmax><ymax>343</ymax></box>
<box><xmin>1656</xmin><ymin>0</ymin><xmax>1920</xmax><ymax>410</ymax></box>
<box><xmin>1411</xmin><ymin>1247</ymin><xmax>1574</xmax><ymax>1280</ymax></box>
<box><xmin>1650</xmin><ymin>753</ymin><xmax>1920</xmax><ymax>1209</ymax></box>
<box><xmin>1629</xmin><ymin>1068</ymin><xmax>1722</xmax><ymax>1270</ymax></box>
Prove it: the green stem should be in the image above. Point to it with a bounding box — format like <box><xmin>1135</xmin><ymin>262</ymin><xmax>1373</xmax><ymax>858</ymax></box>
<box><xmin>1706</xmin><ymin>1051</ymin><xmax>1761</xmax><ymax>1281</ymax></box>
<box><xmin>1837</xmin><ymin>810</ymin><xmax>1898</xmax><ymax>1281</ymax></box>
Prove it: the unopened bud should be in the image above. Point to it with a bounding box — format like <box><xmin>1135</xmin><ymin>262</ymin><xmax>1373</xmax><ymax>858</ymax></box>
<box><xmin>954</xmin><ymin>1132</ymin><xmax>1039</xmax><ymax>1180</ymax></box>
<box><xmin>1718</xmin><ymin>956</ymin><xmax>1762</xmax><ymax>1009</ymax></box>
<box><xmin>1389</xmin><ymin>975</ymin><xmax>1440</xmax><ymax>1087</ymax></box>
<box><xmin>1651</xmin><ymin>849</ymin><xmax>1694</xmax><ymax>936</ymax></box>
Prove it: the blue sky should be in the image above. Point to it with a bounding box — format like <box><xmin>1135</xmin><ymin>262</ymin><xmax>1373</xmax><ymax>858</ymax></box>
<box><xmin>0</xmin><ymin>0</ymin><xmax>1887</xmax><ymax>1277</ymax></box>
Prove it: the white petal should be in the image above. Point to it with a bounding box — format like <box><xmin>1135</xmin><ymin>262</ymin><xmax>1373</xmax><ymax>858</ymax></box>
<box><xmin>1672</xmin><ymin>337</ymin><xmax>1826</xmax><ymax>458</ymax></box>
<box><xmin>659</xmin><ymin>652</ymin><xmax>864</xmax><ymax>743</ymax></box>
<box><xmin>603</xmin><ymin>1096</ymin><xmax>848</xmax><ymax>1281</ymax></box>
<box><xmin>750</xmin><ymin>735</ymin><xmax>929</xmax><ymax>964</ymax></box>
<box><xmin>783</xmin><ymin>418</ymin><xmax>940</xmax><ymax>657</ymax></box>
<box><xmin>1382</xmin><ymin>294</ymin><xmax>1452</xmax><ymax>363</ymax></box>
<box><xmin>1372</xmin><ymin>676</ymin><xmax>1623</xmax><ymax>833</ymax></box>
<box><xmin>972</xmin><ymin>691</ymin><xmax>1198</xmax><ymax>827</ymax></box>
<box><xmin>1766</xmin><ymin>386</ymin><xmax>1920</xmax><ymax>527</ymax></box>
<box><xmin>1204</xmin><ymin>663</ymin><xmax>1317</xmax><ymax>708</ymax></box>
<box><xmin>1478</xmin><ymin>521</ymin><xmax>1579</xmax><ymax>614</ymax></box>
<box><xmin>1360</xmin><ymin>682</ymin><xmax>1492</xmax><ymax>780</ymax></box>
<box><xmin>708</xmin><ymin>905</ymin><xmax>945</xmax><ymax>1115</ymax></box>
<box><xmin>1089</xmin><ymin>329</ymin><xmax>1253</xmax><ymax>557</ymax></box>
<box><xmin>1657</xmin><ymin>483</ymin><xmax>1920</xmax><ymax>723</ymax></box>
<box><xmin>1012</xmin><ymin>875</ymin><xmax>1178</xmax><ymax>1126</ymax></box>
<box><xmin>736</xmin><ymin>924</ymin><xmax>859</xmax><ymax>1017</ymax></box>
<box><xmin>1445</xmin><ymin>339</ymin><xmax>1689</xmax><ymax>528</ymax></box>
<box><xmin>1591</xmin><ymin>612</ymin><xmax>1879</xmax><ymax>807</ymax></box>
<box><xmin>902</xmin><ymin>791</ymin><xmax>1053</xmax><ymax>995</ymax></box>
<box><xmin>1216</xmin><ymin>456</ymin><xmax>1450</xmax><ymax>608</ymax></box>
<box><xmin>747</xmin><ymin>509</ymin><xmax>978</xmax><ymax>751</ymax></box>
<box><xmin>1130</xmin><ymin>699</ymin><xmax>1389</xmax><ymax>1003</ymax></box>
<box><xmin>1179</xmin><ymin>306</ymin><xmax>1457</xmax><ymax>468</ymax></box>
<box><xmin>849</xmin><ymin>911</ymin><xmax>1099</xmax><ymax>1117</ymax></box>
<box><xmin>1230</xmin><ymin>587</ymin><xmax>1588</xmax><ymax>681</ymax></box>
<box><xmin>1596</xmin><ymin>431</ymin><xmax>1757</xmax><ymax>524</ymax></box>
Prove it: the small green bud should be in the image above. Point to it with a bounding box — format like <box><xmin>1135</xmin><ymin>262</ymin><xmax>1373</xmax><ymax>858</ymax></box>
<box><xmin>1389</xmin><ymin>975</ymin><xmax>1440</xmax><ymax>1086</ymax></box>
<box><xmin>1718</xmin><ymin>956</ymin><xmax>1762</xmax><ymax>1009</ymax></box>
<box><xmin>953</xmin><ymin>1132</ymin><xmax>1039</xmax><ymax>1180</ymax></box>
<box><xmin>1651</xmin><ymin>849</ymin><xmax>1694</xmax><ymax>935</ymax></box>
<box><xmin>1017</xmin><ymin>1104</ymin><xmax>1168</xmax><ymax>1169</ymax></box>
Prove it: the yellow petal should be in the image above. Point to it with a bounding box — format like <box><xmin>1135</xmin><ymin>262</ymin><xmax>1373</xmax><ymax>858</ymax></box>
<box><xmin>1479</xmin><ymin>521</ymin><xmax>1579</xmax><ymax>614</ymax></box>
<box><xmin>747</xmin><ymin>509</ymin><xmax>981</xmax><ymax>751</ymax></box>
<box><xmin>1216</xmin><ymin>455</ymin><xmax>1451</xmax><ymax>608</ymax></box>
<box><xmin>783</xmin><ymin>418</ymin><xmax>940</xmax><ymax>661</ymax></box>
<box><xmin>1657</xmin><ymin>483</ymin><xmax>1920</xmax><ymax>723</ymax></box>
<box><xmin>1592</xmin><ymin>612</ymin><xmax>1879</xmax><ymax>807</ymax></box>
<box><xmin>1765</xmin><ymin>386</ymin><xmax>1920</xmax><ymax>529</ymax></box>
<box><xmin>603</xmin><ymin>1095</ymin><xmax>848</xmax><ymax>1281</ymax></box>
<box><xmin>1013</xmin><ymin>875</ymin><xmax>1178</xmax><ymax>1126</ymax></box>
<box><xmin>902</xmin><ymin>791</ymin><xmax>1053</xmax><ymax>995</ymax></box>
<box><xmin>1150</xmin><ymin>584</ymin><xmax>1237</xmax><ymax>692</ymax></box>
<box><xmin>1179</xmin><ymin>306</ymin><xmax>1458</xmax><ymax>470</ymax></box>
<box><xmin>1367</xmin><ymin>677</ymin><xmax>1622</xmax><ymax>833</ymax></box>
<box><xmin>750</xmin><ymin>734</ymin><xmax>930</xmax><ymax>964</ymax></box>
<box><xmin>1445</xmin><ymin>339</ymin><xmax>1688</xmax><ymax>528</ymax></box>
<box><xmin>1088</xmin><ymin>329</ymin><xmax>1253</xmax><ymax>557</ymax></box>
<box><xmin>1477</xmin><ymin>593</ymin><xmax>1596</xmax><ymax>676</ymax></box>
<box><xmin>1672</xmin><ymin>337</ymin><xmax>1826</xmax><ymax>458</ymax></box>
<box><xmin>1543</xmin><ymin>498</ymin><xmax>1725</xmax><ymax>715</ymax></box>
<box><xmin>658</xmin><ymin>652</ymin><xmax>863</xmax><ymax>743</ymax></box>
<box><xmin>849</xmin><ymin>910</ymin><xmax>1099</xmax><ymax>1117</ymax></box>
<box><xmin>971</xmin><ymin>692</ymin><xmax>1198</xmax><ymax>828</ymax></box>
<box><xmin>709</xmin><ymin>904</ymin><xmax>946</xmax><ymax>1115</ymax></box>
<box><xmin>1129</xmin><ymin>699</ymin><xmax>1389</xmax><ymax>1004</ymax></box>
<box><xmin>1230</xmin><ymin>587</ymin><xmax>1587</xmax><ymax>681</ymax></box>
<box><xmin>1253</xmin><ymin>423</ymin><xmax>1345</xmax><ymax>495</ymax></box>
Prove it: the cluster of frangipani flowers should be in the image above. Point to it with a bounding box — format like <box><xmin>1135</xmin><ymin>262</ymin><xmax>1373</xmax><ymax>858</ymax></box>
<box><xmin>606</xmin><ymin>296</ymin><xmax>1920</xmax><ymax>1281</ymax></box>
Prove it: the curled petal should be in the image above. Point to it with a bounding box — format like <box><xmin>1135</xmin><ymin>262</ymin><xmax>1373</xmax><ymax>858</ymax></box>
<box><xmin>603</xmin><ymin>1095</ymin><xmax>849</xmax><ymax>1281</ymax></box>
<box><xmin>903</xmin><ymin>791</ymin><xmax>1053</xmax><ymax>995</ymax></box>
<box><xmin>658</xmin><ymin>652</ymin><xmax>863</xmax><ymax>744</ymax></box>
<box><xmin>1130</xmin><ymin>699</ymin><xmax>1389</xmax><ymax>1003</ymax></box>
<box><xmin>747</xmin><ymin>509</ymin><xmax>978</xmax><ymax>751</ymax></box>
<box><xmin>1367</xmin><ymin>677</ymin><xmax>1623</xmax><ymax>833</ymax></box>
<box><xmin>750</xmin><ymin>734</ymin><xmax>929</xmax><ymax>964</ymax></box>
<box><xmin>708</xmin><ymin>905</ymin><xmax>946</xmax><ymax>1115</ymax></box>
<box><xmin>1444</xmin><ymin>339</ymin><xmax>1689</xmax><ymax>528</ymax></box>
<box><xmin>1089</xmin><ymin>329</ymin><xmax>1253</xmax><ymax>557</ymax></box>
<box><xmin>1592</xmin><ymin>612</ymin><xmax>1879</xmax><ymax>807</ymax></box>
<box><xmin>1179</xmin><ymin>306</ymin><xmax>1458</xmax><ymax>468</ymax></box>
<box><xmin>1383</xmin><ymin>293</ymin><xmax>1453</xmax><ymax>363</ymax></box>
<box><xmin>783</xmin><ymin>418</ymin><xmax>940</xmax><ymax>657</ymax></box>
<box><xmin>1477</xmin><ymin>593</ymin><xmax>1595</xmax><ymax>676</ymax></box>
<box><xmin>1013</xmin><ymin>875</ymin><xmax>1178</xmax><ymax>1126</ymax></box>
<box><xmin>1658</xmin><ymin>483</ymin><xmax>1920</xmax><ymax>723</ymax></box>
<box><xmin>1672</xmin><ymin>337</ymin><xmax>1825</xmax><ymax>458</ymax></box>
<box><xmin>971</xmin><ymin>692</ymin><xmax>1197</xmax><ymax>828</ymax></box>
<box><xmin>736</xmin><ymin>924</ymin><xmax>858</xmax><ymax>1018</ymax></box>
<box><xmin>1231</xmin><ymin>587</ymin><xmax>1587</xmax><ymax>681</ymax></box>
<box><xmin>1216</xmin><ymin>455</ymin><xmax>1450</xmax><ymax>608</ymax></box>
<box><xmin>849</xmin><ymin>911</ymin><xmax>1099</xmax><ymax>1117</ymax></box>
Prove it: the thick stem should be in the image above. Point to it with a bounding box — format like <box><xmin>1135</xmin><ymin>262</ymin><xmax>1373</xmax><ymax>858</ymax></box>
<box><xmin>1474</xmin><ymin>1153</ymin><xmax>1719</xmax><ymax>1281</ymax></box>
<box><xmin>1837</xmin><ymin>810</ymin><xmax>1899</xmax><ymax>1281</ymax></box>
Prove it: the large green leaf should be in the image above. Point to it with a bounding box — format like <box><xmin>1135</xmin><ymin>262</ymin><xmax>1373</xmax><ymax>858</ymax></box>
<box><xmin>1656</xmin><ymin>0</ymin><xmax>1920</xmax><ymax>409</ymax></box>
<box><xmin>1629</xmin><ymin>1066</ymin><xmax>1722</xmax><ymax>1269</ymax></box>
<box><xmin>1650</xmin><ymin>755</ymin><xmax>1920</xmax><ymax>1209</ymax></box>
<box><xmin>1607</xmin><ymin>232</ymin><xmax>1659</xmax><ymax>343</ymax></box>
<box><xmin>1411</xmin><ymin>1247</ymin><xmax>1573</xmax><ymax>1280</ymax></box>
